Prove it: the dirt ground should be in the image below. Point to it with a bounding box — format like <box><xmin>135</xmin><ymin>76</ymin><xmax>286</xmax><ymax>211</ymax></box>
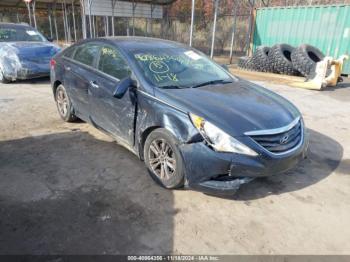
<box><xmin>0</xmin><ymin>73</ymin><xmax>349</xmax><ymax>255</ymax></box>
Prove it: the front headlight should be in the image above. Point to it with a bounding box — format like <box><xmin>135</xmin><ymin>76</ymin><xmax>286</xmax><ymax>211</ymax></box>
<box><xmin>190</xmin><ymin>113</ymin><xmax>258</xmax><ymax>156</ymax></box>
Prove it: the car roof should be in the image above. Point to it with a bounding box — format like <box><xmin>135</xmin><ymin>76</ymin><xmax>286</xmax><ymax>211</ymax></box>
<box><xmin>100</xmin><ymin>36</ymin><xmax>187</xmax><ymax>51</ymax></box>
<box><xmin>0</xmin><ymin>22</ymin><xmax>33</xmax><ymax>30</ymax></box>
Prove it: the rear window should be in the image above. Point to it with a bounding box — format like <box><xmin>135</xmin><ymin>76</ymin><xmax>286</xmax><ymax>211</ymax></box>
<box><xmin>63</xmin><ymin>46</ymin><xmax>76</xmax><ymax>58</ymax></box>
<box><xmin>73</xmin><ymin>43</ymin><xmax>100</xmax><ymax>67</ymax></box>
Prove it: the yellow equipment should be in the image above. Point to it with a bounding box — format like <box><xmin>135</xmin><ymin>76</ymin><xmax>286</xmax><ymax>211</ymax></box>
<box><xmin>291</xmin><ymin>55</ymin><xmax>349</xmax><ymax>90</ymax></box>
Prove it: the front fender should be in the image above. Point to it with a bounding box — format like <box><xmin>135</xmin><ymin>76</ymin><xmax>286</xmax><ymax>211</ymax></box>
<box><xmin>135</xmin><ymin>90</ymin><xmax>200</xmax><ymax>157</ymax></box>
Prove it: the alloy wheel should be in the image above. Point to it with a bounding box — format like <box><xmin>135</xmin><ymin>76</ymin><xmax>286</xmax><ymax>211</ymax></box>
<box><xmin>56</xmin><ymin>88</ymin><xmax>68</xmax><ymax>117</ymax></box>
<box><xmin>148</xmin><ymin>138</ymin><xmax>176</xmax><ymax>180</ymax></box>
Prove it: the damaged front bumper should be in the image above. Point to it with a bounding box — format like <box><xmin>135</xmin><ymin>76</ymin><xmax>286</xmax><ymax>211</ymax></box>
<box><xmin>179</xmin><ymin>136</ymin><xmax>308</xmax><ymax>196</ymax></box>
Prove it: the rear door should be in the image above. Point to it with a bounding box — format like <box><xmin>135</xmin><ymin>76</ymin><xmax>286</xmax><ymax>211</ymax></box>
<box><xmin>88</xmin><ymin>44</ymin><xmax>136</xmax><ymax>146</ymax></box>
<box><xmin>64</xmin><ymin>42</ymin><xmax>100</xmax><ymax>118</ymax></box>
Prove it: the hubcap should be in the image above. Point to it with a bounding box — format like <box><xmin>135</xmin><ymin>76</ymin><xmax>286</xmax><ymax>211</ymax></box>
<box><xmin>148</xmin><ymin>139</ymin><xmax>176</xmax><ymax>180</ymax></box>
<box><xmin>56</xmin><ymin>88</ymin><xmax>68</xmax><ymax>117</ymax></box>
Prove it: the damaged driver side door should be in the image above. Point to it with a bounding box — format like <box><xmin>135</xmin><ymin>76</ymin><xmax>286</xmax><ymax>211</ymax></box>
<box><xmin>89</xmin><ymin>44</ymin><xmax>136</xmax><ymax>147</ymax></box>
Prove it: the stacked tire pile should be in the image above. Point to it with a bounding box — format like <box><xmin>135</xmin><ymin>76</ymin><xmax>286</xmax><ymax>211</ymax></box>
<box><xmin>238</xmin><ymin>44</ymin><xmax>325</xmax><ymax>77</ymax></box>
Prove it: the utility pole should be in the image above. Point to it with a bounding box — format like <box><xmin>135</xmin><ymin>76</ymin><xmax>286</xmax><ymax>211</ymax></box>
<box><xmin>210</xmin><ymin>0</ymin><xmax>219</xmax><ymax>58</ymax></box>
<box><xmin>189</xmin><ymin>0</ymin><xmax>195</xmax><ymax>46</ymax></box>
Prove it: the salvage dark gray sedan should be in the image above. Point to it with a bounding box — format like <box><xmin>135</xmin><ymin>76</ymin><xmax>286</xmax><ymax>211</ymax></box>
<box><xmin>50</xmin><ymin>37</ymin><xmax>308</xmax><ymax>195</ymax></box>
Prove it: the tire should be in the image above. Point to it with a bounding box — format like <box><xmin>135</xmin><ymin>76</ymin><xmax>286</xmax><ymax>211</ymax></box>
<box><xmin>252</xmin><ymin>46</ymin><xmax>271</xmax><ymax>72</ymax></box>
<box><xmin>241</xmin><ymin>56</ymin><xmax>257</xmax><ymax>71</ymax></box>
<box><xmin>144</xmin><ymin>128</ymin><xmax>185</xmax><ymax>189</ymax></box>
<box><xmin>238</xmin><ymin>56</ymin><xmax>249</xmax><ymax>69</ymax></box>
<box><xmin>0</xmin><ymin>69</ymin><xmax>10</xmax><ymax>84</ymax></box>
<box><xmin>291</xmin><ymin>44</ymin><xmax>325</xmax><ymax>77</ymax></box>
<box><xmin>247</xmin><ymin>56</ymin><xmax>259</xmax><ymax>71</ymax></box>
<box><xmin>54</xmin><ymin>84</ymin><xmax>78</xmax><ymax>122</ymax></box>
<box><xmin>238</xmin><ymin>56</ymin><xmax>260</xmax><ymax>71</ymax></box>
<box><xmin>268</xmin><ymin>44</ymin><xmax>298</xmax><ymax>75</ymax></box>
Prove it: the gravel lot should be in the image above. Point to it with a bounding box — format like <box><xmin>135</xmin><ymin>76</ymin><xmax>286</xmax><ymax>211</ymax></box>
<box><xmin>0</xmin><ymin>74</ymin><xmax>349</xmax><ymax>255</ymax></box>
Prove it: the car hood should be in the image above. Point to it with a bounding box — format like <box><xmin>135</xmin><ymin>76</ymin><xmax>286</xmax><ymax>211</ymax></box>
<box><xmin>155</xmin><ymin>79</ymin><xmax>301</xmax><ymax>137</ymax></box>
<box><xmin>0</xmin><ymin>42</ymin><xmax>60</xmax><ymax>61</ymax></box>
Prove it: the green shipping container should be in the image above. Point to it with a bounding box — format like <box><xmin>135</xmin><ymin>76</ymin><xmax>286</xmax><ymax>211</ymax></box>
<box><xmin>252</xmin><ymin>4</ymin><xmax>350</xmax><ymax>74</ymax></box>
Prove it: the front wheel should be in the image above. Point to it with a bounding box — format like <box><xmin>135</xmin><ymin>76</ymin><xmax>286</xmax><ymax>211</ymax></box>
<box><xmin>144</xmin><ymin>128</ymin><xmax>185</xmax><ymax>189</ymax></box>
<box><xmin>55</xmin><ymin>84</ymin><xmax>77</xmax><ymax>122</ymax></box>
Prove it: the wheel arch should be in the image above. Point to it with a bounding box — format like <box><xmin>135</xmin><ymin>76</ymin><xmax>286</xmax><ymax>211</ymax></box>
<box><xmin>139</xmin><ymin>126</ymin><xmax>162</xmax><ymax>160</ymax></box>
<box><xmin>135</xmin><ymin>92</ymin><xmax>200</xmax><ymax>160</ymax></box>
<box><xmin>137</xmin><ymin>113</ymin><xmax>199</xmax><ymax>160</ymax></box>
<box><xmin>52</xmin><ymin>80</ymin><xmax>62</xmax><ymax>98</ymax></box>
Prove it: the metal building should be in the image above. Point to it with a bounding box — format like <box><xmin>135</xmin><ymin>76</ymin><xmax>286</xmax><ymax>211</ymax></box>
<box><xmin>0</xmin><ymin>0</ymin><xmax>175</xmax><ymax>40</ymax></box>
<box><xmin>0</xmin><ymin>0</ymin><xmax>233</xmax><ymax>60</ymax></box>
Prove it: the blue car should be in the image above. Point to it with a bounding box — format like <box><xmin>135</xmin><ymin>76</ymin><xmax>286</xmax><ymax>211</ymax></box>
<box><xmin>50</xmin><ymin>37</ymin><xmax>308</xmax><ymax>196</ymax></box>
<box><xmin>0</xmin><ymin>23</ymin><xmax>60</xmax><ymax>83</ymax></box>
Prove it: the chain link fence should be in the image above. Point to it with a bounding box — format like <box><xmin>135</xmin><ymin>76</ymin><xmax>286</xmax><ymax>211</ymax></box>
<box><xmin>1</xmin><ymin>0</ymin><xmax>350</xmax><ymax>59</ymax></box>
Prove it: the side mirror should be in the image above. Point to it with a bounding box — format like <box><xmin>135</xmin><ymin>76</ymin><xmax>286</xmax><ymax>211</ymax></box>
<box><xmin>113</xmin><ymin>77</ymin><xmax>134</xmax><ymax>98</ymax></box>
<box><xmin>221</xmin><ymin>64</ymin><xmax>229</xmax><ymax>71</ymax></box>
<box><xmin>47</xmin><ymin>37</ymin><xmax>54</xmax><ymax>42</ymax></box>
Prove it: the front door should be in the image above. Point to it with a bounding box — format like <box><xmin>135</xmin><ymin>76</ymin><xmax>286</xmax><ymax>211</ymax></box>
<box><xmin>89</xmin><ymin>44</ymin><xmax>136</xmax><ymax>146</ymax></box>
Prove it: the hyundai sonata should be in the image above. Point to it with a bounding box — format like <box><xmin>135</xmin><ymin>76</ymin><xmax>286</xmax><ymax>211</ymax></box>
<box><xmin>50</xmin><ymin>37</ymin><xmax>308</xmax><ymax>195</ymax></box>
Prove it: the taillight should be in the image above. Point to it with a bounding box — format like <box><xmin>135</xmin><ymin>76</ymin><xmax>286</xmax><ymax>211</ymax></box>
<box><xmin>50</xmin><ymin>59</ymin><xmax>56</xmax><ymax>69</ymax></box>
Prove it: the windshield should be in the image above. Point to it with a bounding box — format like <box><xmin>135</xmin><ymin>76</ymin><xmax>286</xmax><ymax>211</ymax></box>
<box><xmin>0</xmin><ymin>26</ymin><xmax>47</xmax><ymax>42</ymax></box>
<box><xmin>130</xmin><ymin>47</ymin><xmax>233</xmax><ymax>89</ymax></box>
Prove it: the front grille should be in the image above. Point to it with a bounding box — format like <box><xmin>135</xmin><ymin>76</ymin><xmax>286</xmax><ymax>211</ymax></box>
<box><xmin>249</xmin><ymin>120</ymin><xmax>302</xmax><ymax>154</ymax></box>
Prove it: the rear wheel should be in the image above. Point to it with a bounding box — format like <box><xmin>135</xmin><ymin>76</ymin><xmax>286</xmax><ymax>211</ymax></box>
<box><xmin>55</xmin><ymin>84</ymin><xmax>77</xmax><ymax>122</ymax></box>
<box><xmin>144</xmin><ymin>128</ymin><xmax>185</xmax><ymax>189</ymax></box>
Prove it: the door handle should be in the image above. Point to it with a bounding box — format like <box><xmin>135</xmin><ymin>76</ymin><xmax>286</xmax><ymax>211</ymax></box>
<box><xmin>89</xmin><ymin>81</ymin><xmax>99</xmax><ymax>89</ymax></box>
<box><xmin>65</xmin><ymin>66</ymin><xmax>71</xmax><ymax>71</ymax></box>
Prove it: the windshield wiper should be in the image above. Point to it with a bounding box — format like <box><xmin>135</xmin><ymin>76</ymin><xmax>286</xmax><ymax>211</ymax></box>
<box><xmin>191</xmin><ymin>79</ymin><xmax>232</xmax><ymax>88</ymax></box>
<box><xmin>159</xmin><ymin>85</ymin><xmax>186</xmax><ymax>89</ymax></box>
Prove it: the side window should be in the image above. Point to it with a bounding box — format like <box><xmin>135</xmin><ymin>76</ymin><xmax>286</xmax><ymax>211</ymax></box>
<box><xmin>63</xmin><ymin>46</ymin><xmax>76</xmax><ymax>58</ymax></box>
<box><xmin>98</xmin><ymin>45</ymin><xmax>131</xmax><ymax>80</ymax></box>
<box><xmin>73</xmin><ymin>43</ymin><xmax>100</xmax><ymax>66</ymax></box>
<box><xmin>0</xmin><ymin>28</ymin><xmax>16</xmax><ymax>41</ymax></box>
